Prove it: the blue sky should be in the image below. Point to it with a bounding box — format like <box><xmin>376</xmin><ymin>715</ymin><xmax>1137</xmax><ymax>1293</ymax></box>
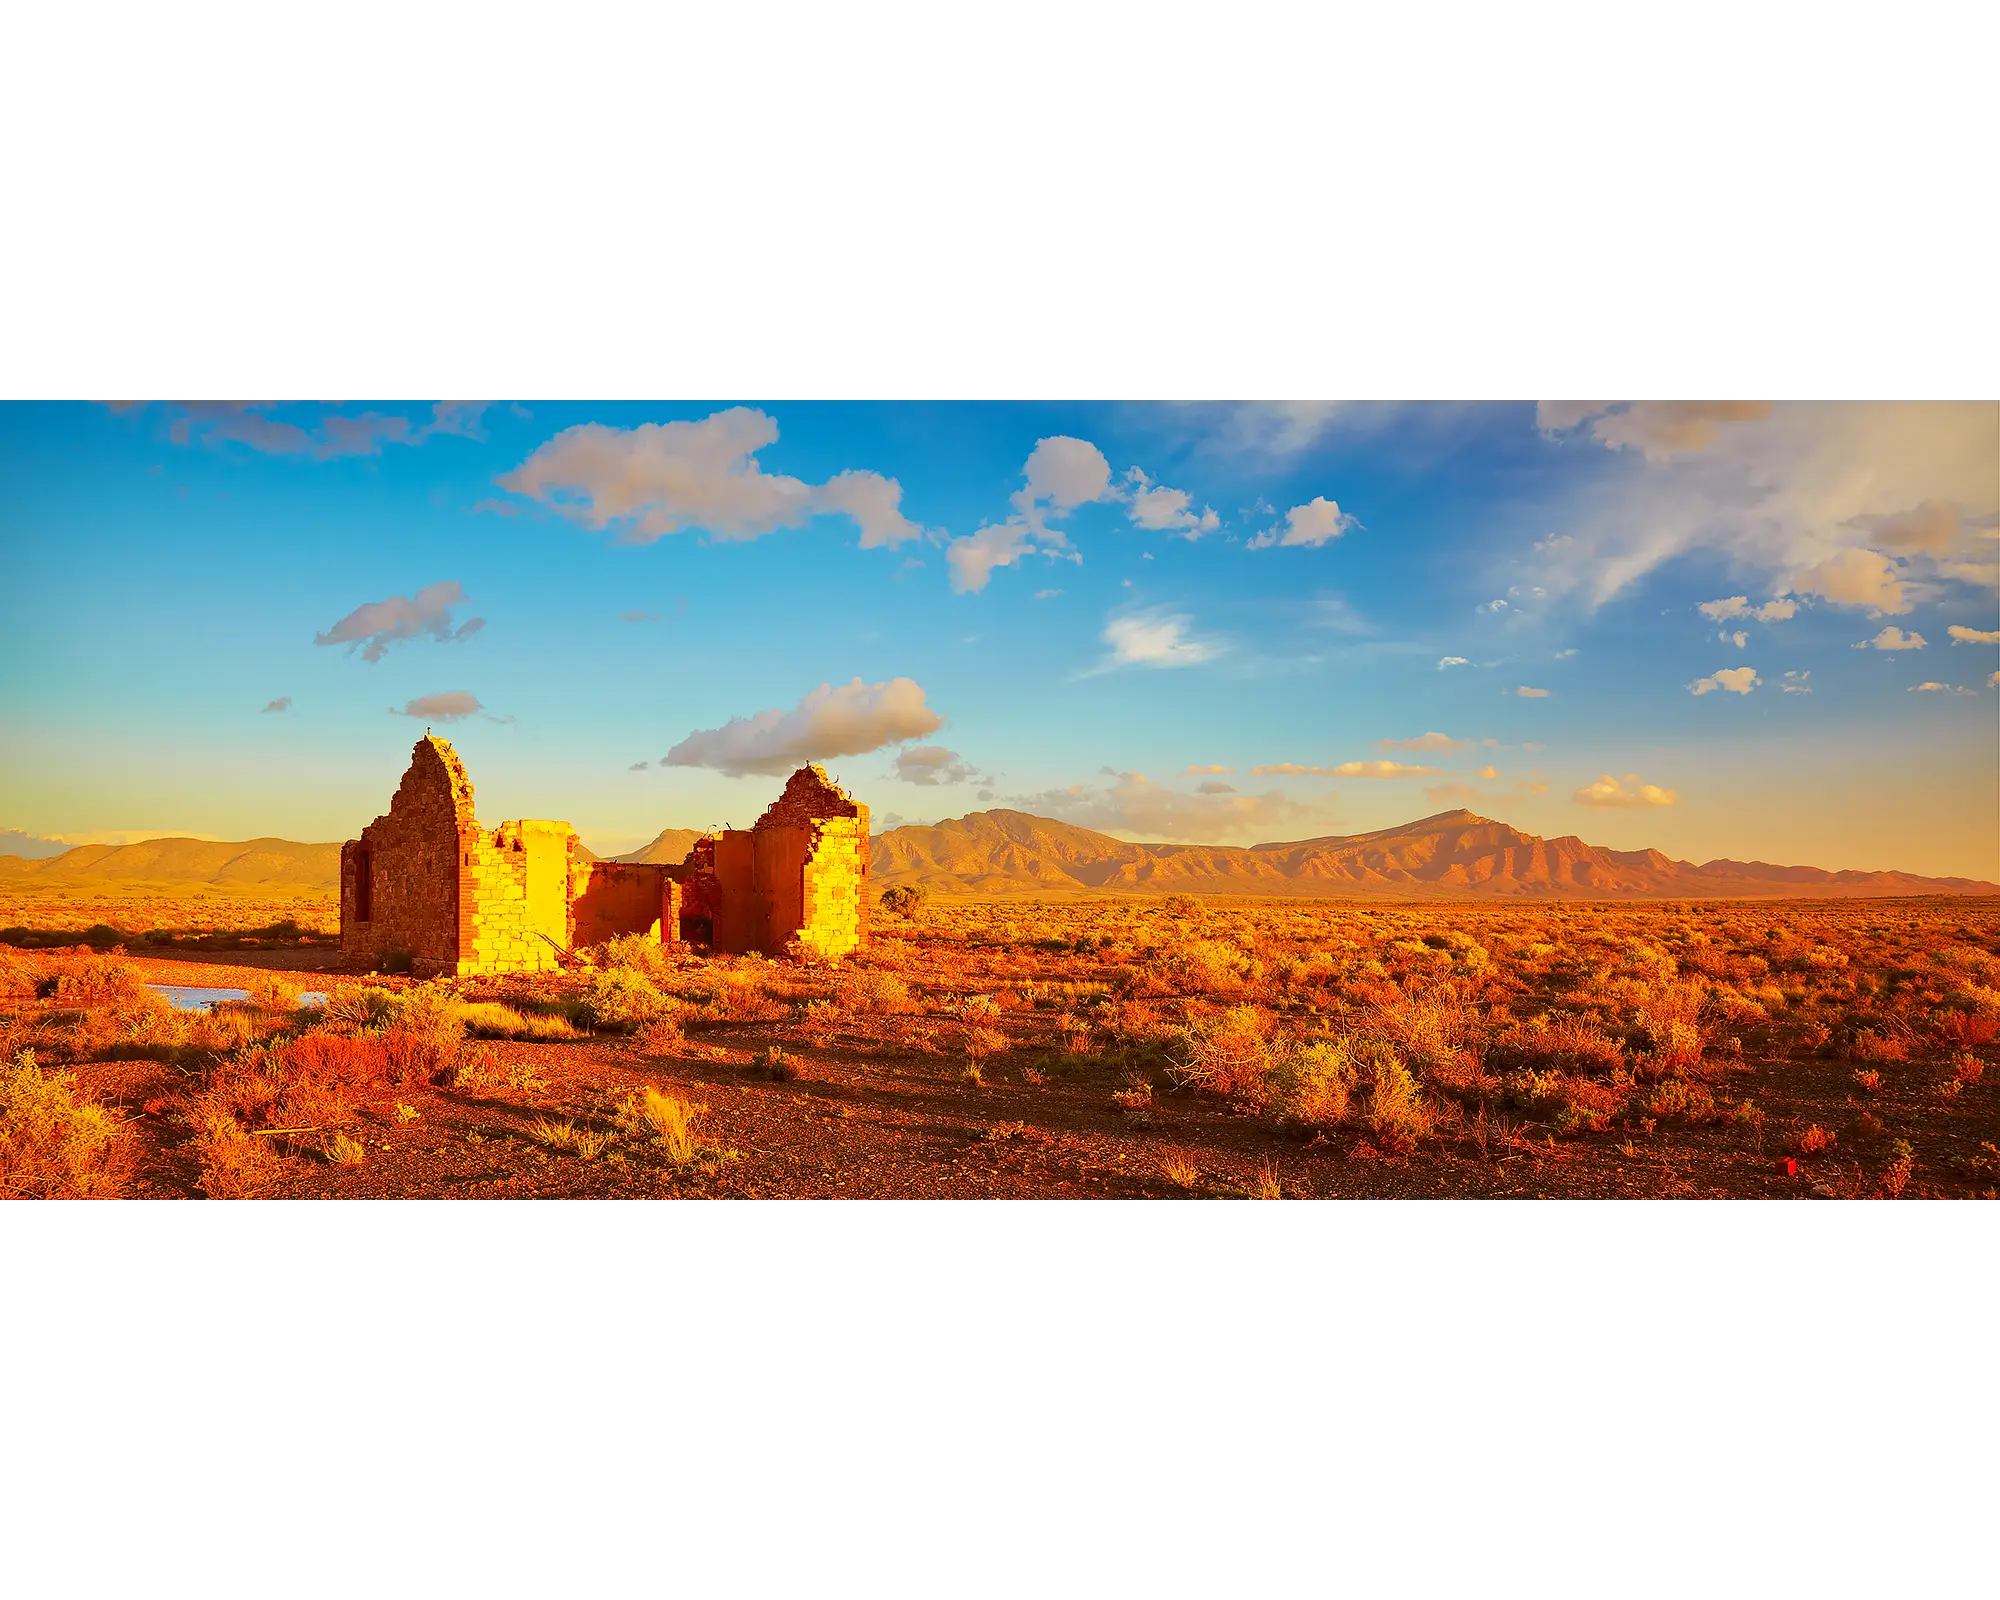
<box><xmin>2</xmin><ymin>400</ymin><xmax>1995</xmax><ymax>876</ymax></box>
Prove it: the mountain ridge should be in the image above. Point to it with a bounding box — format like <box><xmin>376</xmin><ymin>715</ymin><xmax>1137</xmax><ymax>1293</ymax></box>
<box><xmin>2</xmin><ymin>811</ymin><xmax>1992</xmax><ymax>900</ymax></box>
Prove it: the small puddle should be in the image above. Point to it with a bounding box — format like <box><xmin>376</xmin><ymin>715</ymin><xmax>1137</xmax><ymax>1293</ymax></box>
<box><xmin>147</xmin><ymin>984</ymin><xmax>327</xmax><ymax>1012</ymax></box>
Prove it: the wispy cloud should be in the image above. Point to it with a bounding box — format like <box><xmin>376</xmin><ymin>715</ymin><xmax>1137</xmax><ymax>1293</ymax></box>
<box><xmin>391</xmin><ymin>691</ymin><xmax>483</xmax><ymax>722</ymax></box>
<box><xmin>1092</xmin><ymin>606</ymin><xmax>1225</xmax><ymax>672</ymax></box>
<box><xmin>259</xmin><ymin>697</ymin><xmax>291</xmax><ymax>714</ymax></box>
<box><xmin>317</xmin><ymin>582</ymin><xmax>483</xmax><ymax>663</ymax></box>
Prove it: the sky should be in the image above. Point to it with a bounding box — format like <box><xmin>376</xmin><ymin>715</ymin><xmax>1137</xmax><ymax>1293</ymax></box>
<box><xmin>1</xmin><ymin>400</ymin><xmax>1995</xmax><ymax>878</ymax></box>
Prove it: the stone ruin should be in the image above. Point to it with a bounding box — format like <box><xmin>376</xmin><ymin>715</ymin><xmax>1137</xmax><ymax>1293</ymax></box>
<box><xmin>339</xmin><ymin>734</ymin><xmax>870</xmax><ymax>975</ymax></box>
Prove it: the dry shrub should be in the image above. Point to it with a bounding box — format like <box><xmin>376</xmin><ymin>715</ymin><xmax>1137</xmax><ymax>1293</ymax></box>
<box><xmin>594</xmin><ymin>932</ymin><xmax>676</xmax><ymax>985</ymax></box>
<box><xmin>844</xmin><ymin>970</ymin><xmax>916</xmax><ymax>1013</ymax></box>
<box><xmin>1364</xmin><ymin>1058</ymin><xmax>1435</xmax><ymax>1150</ymax></box>
<box><xmin>1264</xmin><ymin>1037</ymin><xmax>1370</xmax><ymax>1131</ymax></box>
<box><xmin>635</xmin><ymin>1015</ymin><xmax>685</xmax><ymax>1056</ymax></box>
<box><xmin>1790</xmin><ymin>1124</ymin><xmax>1837</xmax><ymax>1157</ymax></box>
<box><xmin>1880</xmin><ymin>1139</ymin><xmax>1915</xmax><ymax>1198</ymax></box>
<box><xmin>1168</xmin><ymin>1005</ymin><xmax>1272</xmax><ymax>1097</ymax></box>
<box><xmin>1147</xmin><ymin>936</ymin><xmax>1252</xmax><ymax>996</ymax></box>
<box><xmin>42</xmin><ymin>953</ymin><xmax>154</xmax><ymax>1010</ymax></box>
<box><xmin>1852</xmin><ymin>1068</ymin><xmax>1883</xmax><ymax>1094</ymax></box>
<box><xmin>0</xmin><ymin>946</ymin><xmax>43</xmax><ymax>997</ymax></box>
<box><xmin>322</xmin><ymin>1131</ymin><xmax>367</xmax><ymax>1165</ymax></box>
<box><xmin>1851</xmin><ymin>1029</ymin><xmax>1909</xmax><ymax>1062</ymax></box>
<box><xmin>1642</xmin><ymin>1078</ymin><xmax>1717</xmax><ymax>1125</ymax></box>
<box><xmin>446</xmin><ymin>1046</ymin><xmax>545</xmax><ymax>1097</ymax></box>
<box><xmin>0</xmin><ymin>1048</ymin><xmax>136</xmax><ymax>1198</ymax></box>
<box><xmin>578</xmin><ymin>968</ymin><xmax>670</xmax><ymax>1032</ymax></box>
<box><xmin>192</xmin><ymin>1113</ymin><xmax>283</xmax><ymax>1198</ymax></box>
<box><xmin>1158</xmin><ymin>1148</ymin><xmax>1201</xmax><ymax>1190</ymax></box>
<box><xmin>1934</xmin><ymin>1010</ymin><xmax>1999</xmax><ymax>1047</ymax></box>
<box><xmin>245</xmin><ymin>974</ymin><xmax>302</xmax><ymax>1009</ymax></box>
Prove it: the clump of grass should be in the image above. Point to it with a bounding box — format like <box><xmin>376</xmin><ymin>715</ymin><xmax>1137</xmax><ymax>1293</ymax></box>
<box><xmin>1852</xmin><ymin>1068</ymin><xmax>1883</xmax><ymax>1094</ymax></box>
<box><xmin>456</xmin><ymin>1001</ymin><xmax>580</xmax><ymax>1041</ymax></box>
<box><xmin>527</xmin><ymin>1118</ymin><xmax>609</xmax><ymax>1159</ymax></box>
<box><xmin>746</xmin><ymin>1045</ymin><xmax>798</xmax><ymax>1082</ymax></box>
<box><xmin>1159</xmin><ymin>1149</ymin><xmax>1201</xmax><ymax>1191</ymax></box>
<box><xmin>1364</xmin><ymin>1057</ymin><xmax>1436</xmax><ymax>1150</ymax></box>
<box><xmin>0</xmin><ymin>1047</ymin><xmax>136</xmax><ymax>1198</ymax></box>
<box><xmin>615</xmin><ymin>1087</ymin><xmax>702</xmax><ymax>1165</ymax></box>
<box><xmin>1251</xmin><ymin>1161</ymin><xmax>1283</xmax><ymax>1199</ymax></box>
<box><xmin>323</xmin><ymin>1130</ymin><xmax>367</xmax><ymax>1165</ymax></box>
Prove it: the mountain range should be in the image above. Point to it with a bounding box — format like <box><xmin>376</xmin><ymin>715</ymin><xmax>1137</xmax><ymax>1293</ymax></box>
<box><xmin>2</xmin><ymin>810</ymin><xmax>1992</xmax><ymax>900</ymax></box>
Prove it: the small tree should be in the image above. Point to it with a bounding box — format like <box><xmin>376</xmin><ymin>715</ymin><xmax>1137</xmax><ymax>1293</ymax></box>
<box><xmin>880</xmin><ymin>883</ymin><xmax>931</xmax><ymax>918</ymax></box>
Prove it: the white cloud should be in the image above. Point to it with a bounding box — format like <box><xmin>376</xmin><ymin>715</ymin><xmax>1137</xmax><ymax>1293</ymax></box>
<box><xmin>664</xmin><ymin>677</ymin><xmax>943</xmax><ymax>777</ymax></box>
<box><xmin>1476</xmin><ymin>765</ymin><xmax>1498</xmax><ymax>780</ymax></box>
<box><xmin>1033</xmin><ymin>589</ymin><xmax>1063</xmax><ymax>600</ymax></box>
<box><xmin>1947</xmin><ymin>624</ymin><xmax>2000</xmax><ymax>644</ymax></box>
<box><xmin>1195</xmin><ymin>780</ymin><xmax>1236</xmax><ymax>795</ymax></box>
<box><xmin>1699</xmin><ymin>595</ymin><xmax>1797</xmax><ymax>622</ymax></box>
<box><xmin>1014</xmin><ymin>436</ymin><xmax>1113</xmax><ymax>515</ymax></box>
<box><xmin>316</xmin><ymin>581</ymin><xmax>483</xmax><ymax>663</ymax></box>
<box><xmin>945</xmin><ymin>436</ymin><xmax>1112</xmax><ymax>593</ymax></box>
<box><xmin>1249</xmin><ymin>496</ymin><xmax>1356</xmax><ymax>550</ymax></box>
<box><xmin>494</xmin><ymin>408</ymin><xmax>928</xmax><ymax>549</ymax></box>
<box><xmin>1125</xmin><ymin>468</ymin><xmax>1219</xmax><ymax>538</ymax></box>
<box><xmin>1782</xmin><ymin>670</ymin><xmax>1812</xmax><ymax>693</ymax></box>
<box><xmin>392</xmin><ymin>691</ymin><xmax>482</xmax><ymax>721</ymax></box>
<box><xmin>1573</xmin><ymin>773</ymin><xmax>1680</xmax><ymax>808</ymax></box>
<box><xmin>1719</xmin><ymin>630</ymin><xmax>1748</xmax><ymax>648</ymax></box>
<box><xmin>1541</xmin><ymin>401</ymin><xmax>1772</xmax><ymax>462</ymax></box>
<box><xmin>151</xmin><ymin>401</ymin><xmax>488</xmax><ymax>459</ymax></box>
<box><xmin>1438</xmin><ymin>656</ymin><xmax>1470</xmax><ymax>669</ymax></box>
<box><xmin>1909</xmin><ymin>682</ymin><xmax>1973</xmax><ymax>695</ymax></box>
<box><xmin>1794</xmin><ymin>547</ymin><xmax>1911</xmax><ymax>614</ymax></box>
<box><xmin>1515</xmin><ymin>686</ymin><xmax>1549</xmax><ymax>698</ymax></box>
<box><xmin>1856</xmin><ymin>626</ymin><xmax>1927</xmax><ymax>650</ymax></box>
<box><xmin>260</xmin><ymin>697</ymin><xmax>291</xmax><ymax>714</ymax></box>
<box><xmin>1183</xmin><ymin>764</ymin><xmax>1233</xmax><ymax>774</ymax></box>
<box><xmin>1380</xmin><ymin>732</ymin><xmax>1472</xmax><ymax>752</ymax></box>
<box><xmin>1096</xmin><ymin>607</ymin><xmax>1224</xmax><ymax>671</ymax></box>
<box><xmin>892</xmin><ymin>745</ymin><xmax>984</xmax><ymax>787</ymax></box>
<box><xmin>1689</xmin><ymin>666</ymin><xmax>1761</xmax><ymax>696</ymax></box>
<box><xmin>1524</xmin><ymin>403</ymin><xmax>2000</xmax><ymax>617</ymax></box>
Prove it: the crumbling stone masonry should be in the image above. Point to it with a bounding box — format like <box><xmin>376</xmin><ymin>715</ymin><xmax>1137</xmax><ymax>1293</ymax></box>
<box><xmin>340</xmin><ymin>736</ymin><xmax>869</xmax><ymax>975</ymax></box>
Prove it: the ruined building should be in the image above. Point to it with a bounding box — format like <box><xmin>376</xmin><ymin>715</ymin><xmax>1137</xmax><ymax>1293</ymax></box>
<box><xmin>340</xmin><ymin>735</ymin><xmax>870</xmax><ymax>975</ymax></box>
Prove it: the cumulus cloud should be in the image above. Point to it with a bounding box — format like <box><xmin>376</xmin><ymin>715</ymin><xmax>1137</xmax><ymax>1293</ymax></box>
<box><xmin>1095</xmin><ymin>607</ymin><xmax>1224</xmax><ymax>671</ymax></box>
<box><xmin>260</xmin><ymin>697</ymin><xmax>291</xmax><ymax>714</ymax></box>
<box><xmin>1184</xmin><ymin>764</ymin><xmax>1233</xmax><ymax>775</ymax></box>
<box><xmin>1125</xmin><ymin>468</ymin><xmax>1219</xmax><ymax>538</ymax></box>
<box><xmin>391</xmin><ymin>691</ymin><xmax>482</xmax><ymax>721</ymax></box>
<box><xmin>1515</xmin><ymin>686</ymin><xmax>1549</xmax><ymax>698</ymax></box>
<box><xmin>1251</xmin><ymin>760</ymin><xmax>1440</xmax><ymax>779</ymax></box>
<box><xmin>316</xmin><ymin>582</ymin><xmax>484</xmax><ymax>662</ymax></box>
<box><xmin>1689</xmin><ymin>666</ymin><xmax>1761</xmax><ymax>695</ymax></box>
<box><xmin>1018</xmin><ymin>770</ymin><xmax>1321</xmax><ymax>844</ymax></box>
<box><xmin>1438</xmin><ymin>656</ymin><xmax>1470</xmax><ymax>669</ymax></box>
<box><xmin>945</xmin><ymin>436</ymin><xmax>1111</xmax><ymax>593</ymax></box>
<box><xmin>1721</xmin><ymin>630</ymin><xmax>1748</xmax><ymax>648</ymax></box>
<box><xmin>1014</xmin><ymin>436</ymin><xmax>1113</xmax><ymax>515</ymax></box>
<box><xmin>664</xmin><ymin>677</ymin><xmax>943</xmax><ymax>778</ymax></box>
<box><xmin>1248</xmin><ymin>496</ymin><xmax>1356</xmax><ymax>550</ymax></box>
<box><xmin>1947</xmin><ymin>624</ymin><xmax>2000</xmax><ymax>644</ymax></box>
<box><xmin>1196</xmin><ymin>780</ymin><xmax>1237</xmax><ymax>795</ymax></box>
<box><xmin>1522</xmin><ymin>403</ymin><xmax>1999</xmax><ymax>618</ymax></box>
<box><xmin>1699</xmin><ymin>595</ymin><xmax>1797</xmax><ymax>622</ymax></box>
<box><xmin>1573</xmin><ymin>773</ymin><xmax>1679</xmax><ymax>808</ymax></box>
<box><xmin>494</xmin><ymin>408</ymin><xmax>928</xmax><ymax>549</ymax></box>
<box><xmin>1856</xmin><ymin>626</ymin><xmax>1927</xmax><ymax>650</ymax></box>
<box><xmin>892</xmin><ymin>745</ymin><xmax>985</xmax><ymax>787</ymax></box>
<box><xmin>1380</xmin><ymin>731</ymin><xmax>1472</xmax><ymax>752</ymax></box>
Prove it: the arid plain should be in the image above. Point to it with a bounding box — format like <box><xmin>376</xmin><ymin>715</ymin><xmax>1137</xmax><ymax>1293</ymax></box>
<box><xmin>5</xmin><ymin>851</ymin><xmax>1996</xmax><ymax>1199</ymax></box>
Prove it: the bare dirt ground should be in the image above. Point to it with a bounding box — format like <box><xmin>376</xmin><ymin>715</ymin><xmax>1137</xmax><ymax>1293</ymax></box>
<box><xmin>6</xmin><ymin>895</ymin><xmax>1997</xmax><ymax>1200</ymax></box>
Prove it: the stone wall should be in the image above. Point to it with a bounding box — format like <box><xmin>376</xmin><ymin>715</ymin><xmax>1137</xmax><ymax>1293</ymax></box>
<box><xmin>341</xmin><ymin>735</ymin><xmax>476</xmax><ymax>974</ymax></box>
<box><xmin>341</xmin><ymin>745</ymin><xmax>868</xmax><ymax>973</ymax></box>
